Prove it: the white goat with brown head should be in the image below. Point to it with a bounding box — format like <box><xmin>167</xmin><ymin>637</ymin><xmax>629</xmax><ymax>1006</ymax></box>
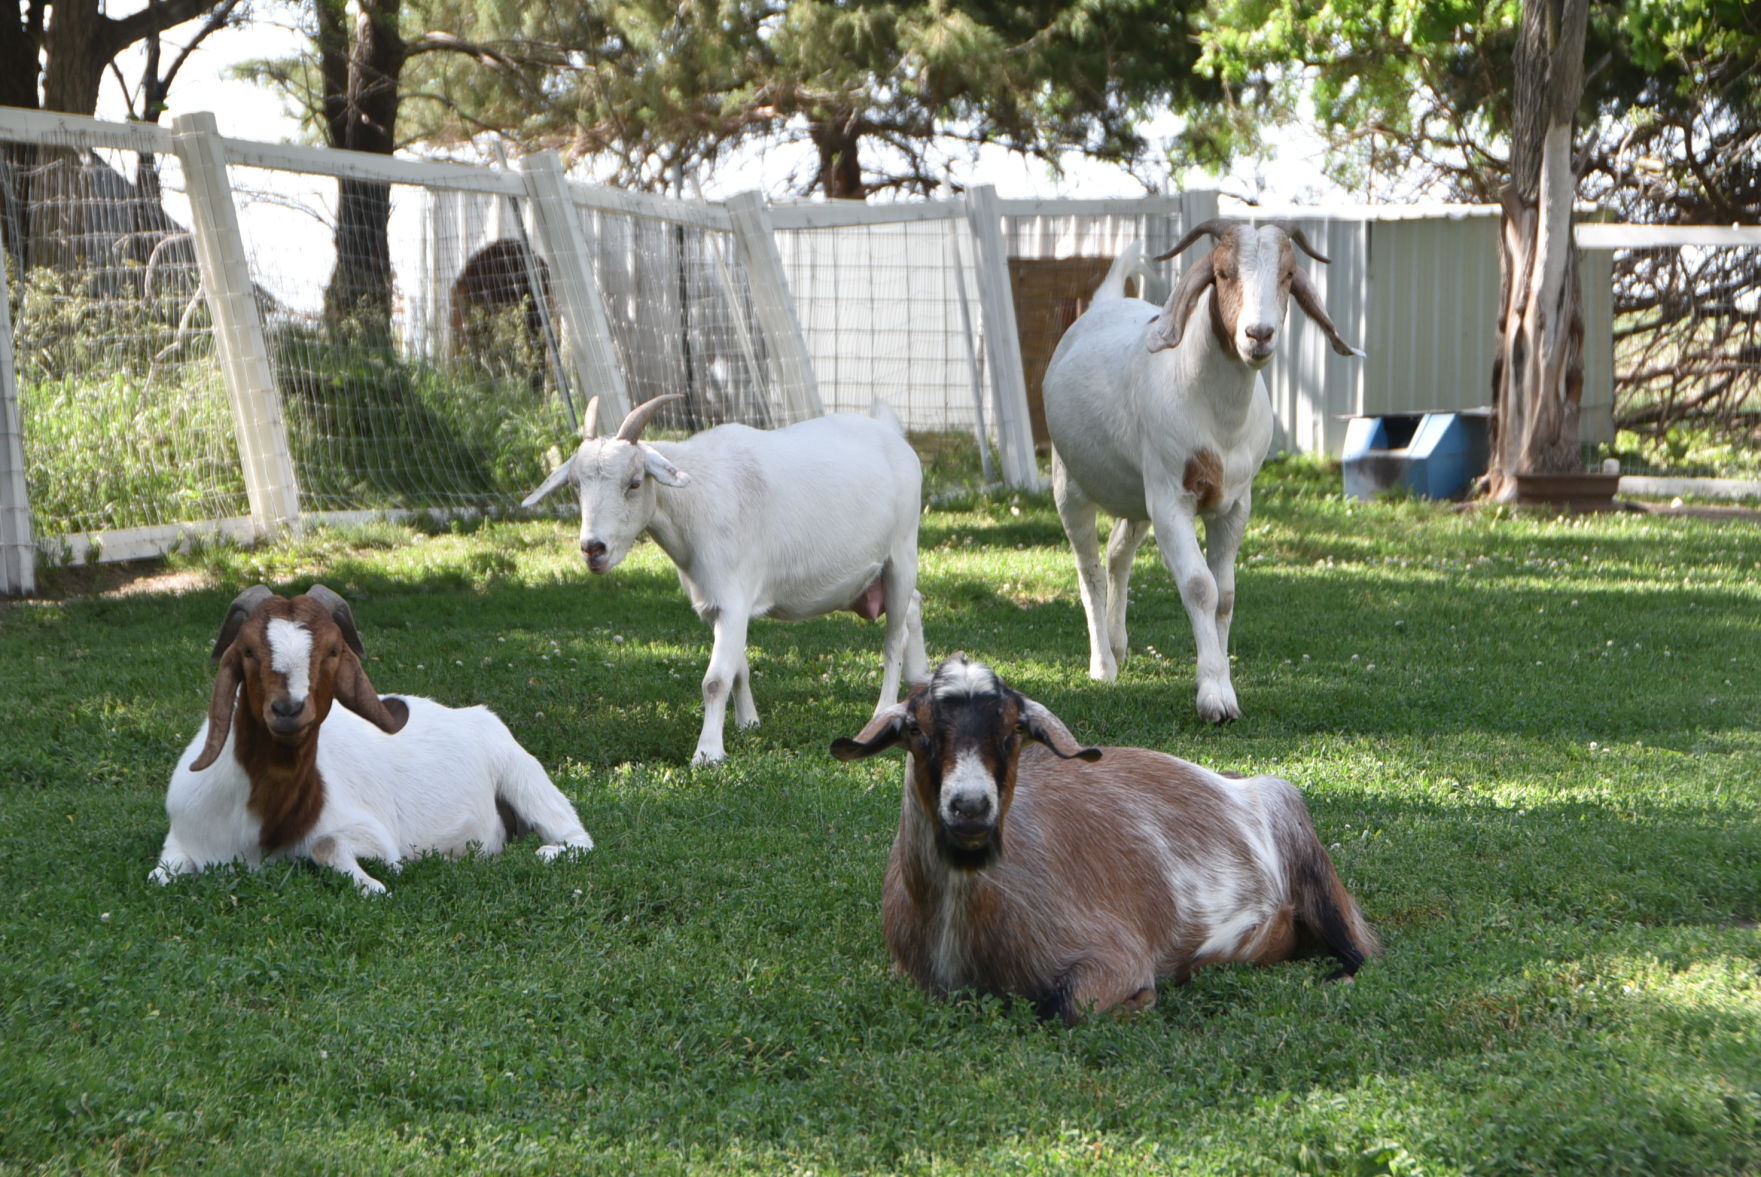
<box><xmin>151</xmin><ymin>585</ymin><xmax>593</xmax><ymax>894</ymax></box>
<box><xmin>525</xmin><ymin>393</ymin><xmax>927</xmax><ymax>765</ymax></box>
<box><xmin>833</xmin><ymin>654</ymin><xmax>1377</xmax><ymax>1025</ymax></box>
<box><xmin>1041</xmin><ymin>220</ymin><xmax>1364</xmax><ymax>723</ymax></box>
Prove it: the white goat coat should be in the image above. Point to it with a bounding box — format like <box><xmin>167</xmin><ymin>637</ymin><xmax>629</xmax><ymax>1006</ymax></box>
<box><xmin>1043</xmin><ymin>295</ymin><xmax>1273</xmax><ymax>523</ymax></box>
<box><xmin>644</xmin><ymin>413</ymin><xmax>922</xmax><ymax>622</ymax></box>
<box><xmin>153</xmin><ymin>695</ymin><xmax>588</xmax><ymax>890</ymax></box>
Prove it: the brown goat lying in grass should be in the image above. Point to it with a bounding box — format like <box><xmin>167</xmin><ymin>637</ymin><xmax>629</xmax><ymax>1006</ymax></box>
<box><xmin>833</xmin><ymin>654</ymin><xmax>1378</xmax><ymax>1023</ymax></box>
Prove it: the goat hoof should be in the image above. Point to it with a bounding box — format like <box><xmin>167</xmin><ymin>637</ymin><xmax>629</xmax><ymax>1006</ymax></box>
<box><xmin>691</xmin><ymin>748</ymin><xmax>727</xmax><ymax>767</ymax></box>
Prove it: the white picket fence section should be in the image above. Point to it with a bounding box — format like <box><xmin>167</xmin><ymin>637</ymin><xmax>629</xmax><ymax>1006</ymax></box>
<box><xmin>2</xmin><ymin>105</ymin><xmax>1649</xmax><ymax>596</ymax></box>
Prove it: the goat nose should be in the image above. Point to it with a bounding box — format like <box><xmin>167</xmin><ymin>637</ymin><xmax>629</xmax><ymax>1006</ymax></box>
<box><xmin>270</xmin><ymin>698</ymin><xmax>303</xmax><ymax>718</ymax></box>
<box><xmin>947</xmin><ymin>792</ymin><xmax>992</xmax><ymax>821</ymax></box>
<box><xmin>1244</xmin><ymin>323</ymin><xmax>1276</xmax><ymax>343</ymax></box>
<box><xmin>582</xmin><ymin>539</ymin><xmax>607</xmax><ymax>559</ymax></box>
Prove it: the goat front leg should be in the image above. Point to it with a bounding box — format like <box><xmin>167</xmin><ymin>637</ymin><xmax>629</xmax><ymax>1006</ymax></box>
<box><xmin>695</xmin><ymin>608</ymin><xmax>751</xmax><ymax>765</ymax></box>
<box><xmin>1148</xmin><ymin>489</ymin><xmax>1239</xmax><ymax>723</ymax></box>
<box><xmin>1039</xmin><ymin>955</ymin><xmax>1159</xmax><ymax>1025</ymax></box>
<box><xmin>1103</xmin><ymin>517</ymin><xmax>1151</xmax><ymax>669</ymax></box>
<box><xmin>1052</xmin><ymin>450</ymin><xmax>1116</xmax><ymax>681</ymax></box>
<box><xmin>1202</xmin><ymin>495</ymin><xmax>1251</xmax><ymax>663</ymax></box>
<box><xmin>149</xmin><ymin>832</ymin><xmax>198</xmax><ymax>885</ymax></box>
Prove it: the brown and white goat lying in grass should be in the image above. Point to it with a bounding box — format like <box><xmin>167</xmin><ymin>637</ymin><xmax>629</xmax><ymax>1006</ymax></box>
<box><xmin>831</xmin><ymin>655</ymin><xmax>1378</xmax><ymax>1024</ymax></box>
<box><xmin>151</xmin><ymin>585</ymin><xmax>593</xmax><ymax>894</ymax></box>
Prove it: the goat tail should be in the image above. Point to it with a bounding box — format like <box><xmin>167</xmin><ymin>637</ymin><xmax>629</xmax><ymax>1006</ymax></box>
<box><xmin>867</xmin><ymin>398</ymin><xmax>907</xmax><ymax>436</ymax></box>
<box><xmin>1094</xmin><ymin>242</ymin><xmax>1147</xmax><ymax>302</ymax></box>
<box><xmin>1291</xmin><ymin>835</ymin><xmax>1380</xmax><ymax>980</ymax></box>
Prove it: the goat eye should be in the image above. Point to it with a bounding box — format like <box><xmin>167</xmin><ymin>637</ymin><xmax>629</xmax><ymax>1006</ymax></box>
<box><xmin>625</xmin><ymin>479</ymin><xmax>642</xmax><ymax>494</ymax></box>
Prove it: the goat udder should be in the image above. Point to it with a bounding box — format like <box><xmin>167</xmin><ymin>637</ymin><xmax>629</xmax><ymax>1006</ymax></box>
<box><xmin>848</xmin><ymin>575</ymin><xmax>887</xmax><ymax>620</ymax></box>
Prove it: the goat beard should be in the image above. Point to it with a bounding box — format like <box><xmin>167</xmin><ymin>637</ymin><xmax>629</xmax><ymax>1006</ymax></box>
<box><xmin>937</xmin><ymin>822</ymin><xmax>1003</xmax><ymax>871</ymax></box>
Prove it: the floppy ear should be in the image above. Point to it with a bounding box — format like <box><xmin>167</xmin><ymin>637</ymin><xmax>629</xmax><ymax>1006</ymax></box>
<box><xmin>522</xmin><ymin>451</ymin><xmax>576</xmax><ymax>507</ymax></box>
<box><xmin>830</xmin><ymin>702</ymin><xmax>911</xmax><ymax>762</ymax></box>
<box><xmin>1017</xmin><ymin>696</ymin><xmax>1102</xmax><ymax>762</ymax></box>
<box><xmin>331</xmin><ymin>650</ymin><xmax>410</xmax><ymax>734</ymax></box>
<box><xmin>1146</xmin><ymin>255</ymin><xmax>1217</xmax><ymax>354</ymax></box>
<box><xmin>641</xmin><ymin>443</ymin><xmax>691</xmax><ymax>488</ymax></box>
<box><xmin>189</xmin><ymin>646</ymin><xmax>244</xmax><ymax>772</ymax></box>
<box><xmin>1291</xmin><ymin>267</ymin><xmax>1366</xmax><ymax>358</ymax></box>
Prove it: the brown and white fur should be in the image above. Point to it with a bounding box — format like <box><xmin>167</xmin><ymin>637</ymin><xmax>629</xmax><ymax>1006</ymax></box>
<box><xmin>151</xmin><ymin>585</ymin><xmax>593</xmax><ymax>894</ymax></box>
<box><xmin>832</xmin><ymin>655</ymin><xmax>1378</xmax><ymax>1024</ymax></box>
<box><xmin>1041</xmin><ymin>221</ymin><xmax>1364</xmax><ymax>723</ymax></box>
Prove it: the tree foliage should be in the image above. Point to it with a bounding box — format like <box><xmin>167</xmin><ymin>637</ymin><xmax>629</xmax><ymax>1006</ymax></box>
<box><xmin>381</xmin><ymin>0</ymin><xmax>1222</xmax><ymax>198</ymax></box>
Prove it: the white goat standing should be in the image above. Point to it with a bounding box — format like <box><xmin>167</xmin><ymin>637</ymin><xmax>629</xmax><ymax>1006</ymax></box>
<box><xmin>1041</xmin><ymin>220</ymin><xmax>1364</xmax><ymax>722</ymax></box>
<box><xmin>152</xmin><ymin>585</ymin><xmax>593</xmax><ymax>894</ymax></box>
<box><xmin>524</xmin><ymin>394</ymin><xmax>928</xmax><ymax>764</ymax></box>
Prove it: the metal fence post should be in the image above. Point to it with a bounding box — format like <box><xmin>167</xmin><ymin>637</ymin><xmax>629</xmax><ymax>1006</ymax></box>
<box><xmin>171</xmin><ymin>112</ymin><xmax>301</xmax><ymax>536</ymax></box>
<box><xmin>725</xmin><ymin>190</ymin><xmax>824</xmax><ymax>422</ymax></box>
<box><xmin>964</xmin><ymin>184</ymin><xmax>1042</xmax><ymax>490</ymax></box>
<box><xmin>0</xmin><ymin>254</ymin><xmax>35</xmax><ymax>595</ymax></box>
<box><xmin>520</xmin><ymin>150</ymin><xmax>631</xmax><ymax>427</ymax></box>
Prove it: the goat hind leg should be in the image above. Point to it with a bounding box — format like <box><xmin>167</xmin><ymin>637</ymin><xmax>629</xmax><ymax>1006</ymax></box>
<box><xmin>1043</xmin><ymin>956</ymin><xmax>1158</xmax><ymax>1025</ymax></box>
<box><xmin>498</xmin><ymin>745</ymin><xmax>594</xmax><ymax>860</ymax></box>
<box><xmin>1052</xmin><ymin>450</ymin><xmax>1116</xmax><ymax>681</ymax></box>
<box><xmin>874</xmin><ymin>554</ymin><xmax>921</xmax><ymax>709</ymax></box>
<box><xmin>1103</xmin><ymin>517</ymin><xmax>1151</xmax><ymax>668</ymax></box>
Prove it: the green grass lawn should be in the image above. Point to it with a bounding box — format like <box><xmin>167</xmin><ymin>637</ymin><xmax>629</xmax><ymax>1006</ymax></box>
<box><xmin>2</xmin><ymin>460</ymin><xmax>1757</xmax><ymax>1175</ymax></box>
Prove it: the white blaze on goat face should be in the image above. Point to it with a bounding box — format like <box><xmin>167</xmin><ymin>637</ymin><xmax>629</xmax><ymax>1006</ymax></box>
<box><xmin>1235</xmin><ymin>227</ymin><xmax>1293</xmax><ymax>368</ymax></box>
<box><xmin>939</xmin><ymin>747</ymin><xmax>999</xmax><ymax>831</ymax></box>
<box><xmin>266</xmin><ymin>617</ymin><xmax>313</xmax><ymax>704</ymax></box>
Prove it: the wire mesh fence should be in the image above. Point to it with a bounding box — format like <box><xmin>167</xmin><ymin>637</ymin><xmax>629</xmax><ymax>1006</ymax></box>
<box><xmin>10</xmin><ymin>106</ymin><xmax>1753</xmax><ymax>594</ymax></box>
<box><xmin>2</xmin><ymin>133</ymin><xmax>247</xmax><ymax>542</ymax></box>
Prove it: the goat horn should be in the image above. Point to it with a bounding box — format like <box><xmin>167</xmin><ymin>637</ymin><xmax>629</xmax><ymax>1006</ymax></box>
<box><xmin>305</xmin><ymin>584</ymin><xmax>365</xmax><ymax>656</ymax></box>
<box><xmin>1152</xmin><ymin>218</ymin><xmax>1240</xmax><ymax>262</ymax></box>
<box><xmin>210</xmin><ymin>584</ymin><xmax>275</xmax><ymax>661</ymax></box>
<box><xmin>614</xmin><ymin>394</ymin><xmax>685</xmax><ymax>442</ymax></box>
<box><xmin>581</xmin><ymin>396</ymin><xmax>600</xmax><ymax>441</ymax></box>
<box><xmin>1270</xmin><ymin>221</ymin><xmax>1332</xmax><ymax>264</ymax></box>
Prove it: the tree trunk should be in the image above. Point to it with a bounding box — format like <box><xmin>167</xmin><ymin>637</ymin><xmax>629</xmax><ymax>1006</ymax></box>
<box><xmin>318</xmin><ymin>0</ymin><xmax>404</xmax><ymax>341</ymax></box>
<box><xmin>809</xmin><ymin>111</ymin><xmax>866</xmax><ymax>200</ymax></box>
<box><xmin>1487</xmin><ymin>0</ymin><xmax>1591</xmax><ymax>500</ymax></box>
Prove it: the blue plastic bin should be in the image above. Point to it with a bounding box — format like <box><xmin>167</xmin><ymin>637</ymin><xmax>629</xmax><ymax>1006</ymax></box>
<box><xmin>1342</xmin><ymin>410</ymin><xmax>1491</xmax><ymax>501</ymax></box>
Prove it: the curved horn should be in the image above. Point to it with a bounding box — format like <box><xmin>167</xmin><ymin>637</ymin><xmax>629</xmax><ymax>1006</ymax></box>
<box><xmin>1145</xmin><ymin>256</ymin><xmax>1218</xmax><ymax>353</ymax></box>
<box><xmin>614</xmin><ymin>394</ymin><xmax>685</xmax><ymax>442</ymax></box>
<box><xmin>209</xmin><ymin>584</ymin><xmax>275</xmax><ymax>661</ymax></box>
<box><xmin>581</xmin><ymin>395</ymin><xmax>600</xmax><ymax>441</ymax></box>
<box><xmin>1152</xmin><ymin>218</ymin><xmax>1240</xmax><ymax>262</ymax></box>
<box><xmin>1270</xmin><ymin>221</ymin><xmax>1331</xmax><ymax>264</ymax></box>
<box><xmin>304</xmin><ymin>584</ymin><xmax>365</xmax><ymax>656</ymax></box>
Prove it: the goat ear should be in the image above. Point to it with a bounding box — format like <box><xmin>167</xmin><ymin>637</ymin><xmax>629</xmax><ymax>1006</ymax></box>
<box><xmin>305</xmin><ymin>584</ymin><xmax>364</xmax><ymax>657</ymax></box>
<box><xmin>830</xmin><ymin>701</ymin><xmax>911</xmax><ymax>761</ymax></box>
<box><xmin>1290</xmin><ymin>267</ymin><xmax>1366</xmax><ymax>358</ymax></box>
<box><xmin>331</xmin><ymin>650</ymin><xmax>410</xmax><ymax>734</ymax></box>
<box><xmin>1018</xmin><ymin>697</ymin><xmax>1102</xmax><ymax>762</ymax></box>
<box><xmin>641</xmin><ymin>444</ymin><xmax>691</xmax><ymax>488</ymax></box>
<box><xmin>522</xmin><ymin>452</ymin><xmax>575</xmax><ymax>507</ymax></box>
<box><xmin>1146</xmin><ymin>256</ymin><xmax>1216</xmax><ymax>354</ymax></box>
<box><xmin>210</xmin><ymin>584</ymin><xmax>274</xmax><ymax>661</ymax></box>
<box><xmin>189</xmin><ymin>647</ymin><xmax>243</xmax><ymax>772</ymax></box>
